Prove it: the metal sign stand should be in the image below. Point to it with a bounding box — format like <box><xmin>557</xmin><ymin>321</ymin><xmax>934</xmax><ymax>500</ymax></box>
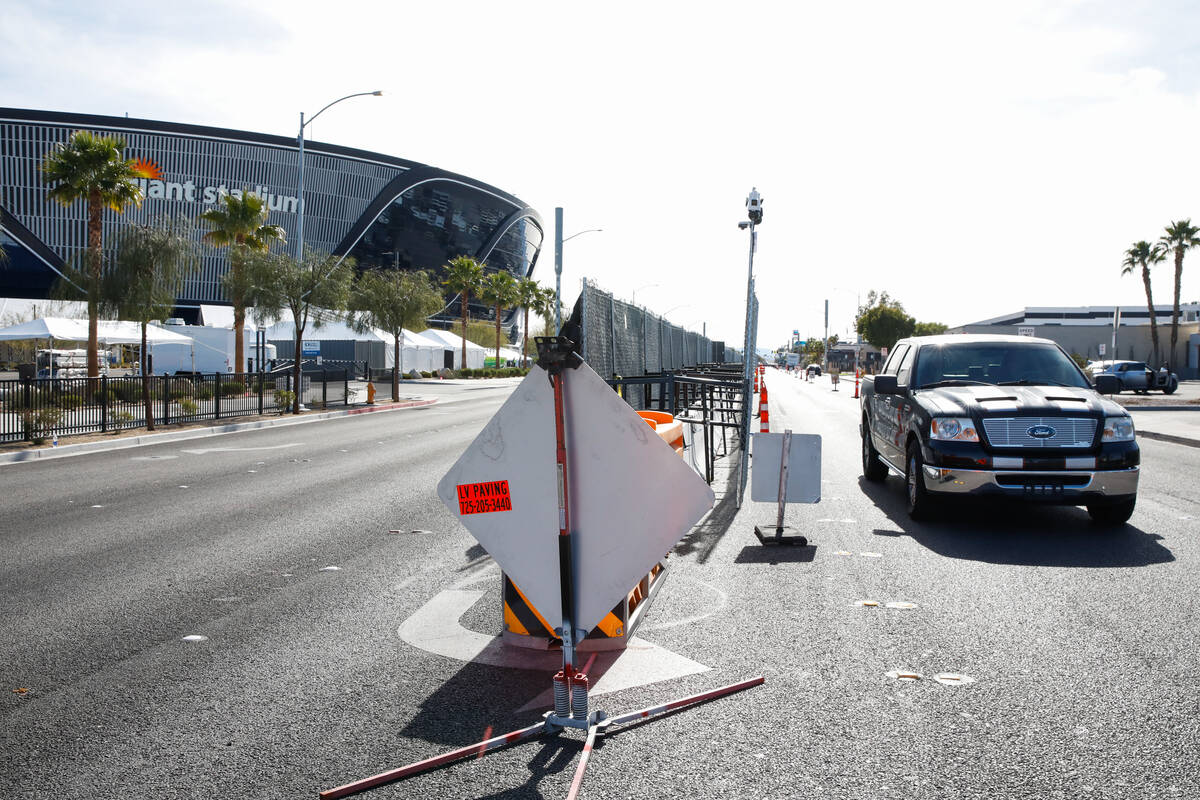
<box><xmin>320</xmin><ymin>336</ymin><xmax>763</xmax><ymax>800</ymax></box>
<box><xmin>754</xmin><ymin>430</ymin><xmax>808</xmax><ymax>546</ymax></box>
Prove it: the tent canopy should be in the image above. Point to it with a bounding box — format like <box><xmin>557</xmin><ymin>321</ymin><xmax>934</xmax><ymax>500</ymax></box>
<box><xmin>0</xmin><ymin>317</ymin><xmax>192</xmax><ymax>345</ymax></box>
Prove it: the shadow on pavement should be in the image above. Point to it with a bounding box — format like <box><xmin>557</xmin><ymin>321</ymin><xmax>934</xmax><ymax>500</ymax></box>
<box><xmin>733</xmin><ymin>544</ymin><xmax>817</xmax><ymax>564</ymax></box>
<box><xmin>675</xmin><ymin>454</ymin><xmax>744</xmax><ymax>565</ymax></box>
<box><xmin>858</xmin><ymin>476</ymin><xmax>1174</xmax><ymax>568</ymax></box>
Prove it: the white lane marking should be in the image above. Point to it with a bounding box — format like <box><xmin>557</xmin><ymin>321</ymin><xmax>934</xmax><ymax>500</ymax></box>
<box><xmin>319</xmin><ymin>566</ymin><xmax>342</xmax><ymax>572</ymax></box>
<box><xmin>181</xmin><ymin>635</ymin><xmax>208</xmax><ymax>642</ymax></box>
<box><xmin>398</xmin><ymin>589</ymin><xmax>709</xmax><ymax>704</ymax></box>
<box><xmin>132</xmin><ymin>455</ymin><xmax>178</xmax><ymax>460</ymax></box>
<box><xmin>180</xmin><ymin>443</ymin><xmax>303</xmax><ymax>454</ymax></box>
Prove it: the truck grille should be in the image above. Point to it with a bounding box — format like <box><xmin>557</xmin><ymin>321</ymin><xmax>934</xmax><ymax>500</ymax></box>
<box><xmin>981</xmin><ymin>417</ymin><xmax>1097</xmax><ymax>448</ymax></box>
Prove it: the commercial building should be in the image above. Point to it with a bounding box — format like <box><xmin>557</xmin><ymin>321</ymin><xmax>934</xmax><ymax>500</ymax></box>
<box><xmin>0</xmin><ymin>108</ymin><xmax>543</xmax><ymax>328</ymax></box>
<box><xmin>951</xmin><ymin>305</ymin><xmax>1200</xmax><ymax>378</ymax></box>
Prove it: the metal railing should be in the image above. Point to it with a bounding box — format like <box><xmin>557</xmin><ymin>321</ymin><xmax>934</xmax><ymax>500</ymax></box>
<box><xmin>606</xmin><ymin>367</ymin><xmax>747</xmax><ymax>484</ymax></box>
<box><xmin>0</xmin><ymin>369</ymin><xmax>352</xmax><ymax>444</ymax></box>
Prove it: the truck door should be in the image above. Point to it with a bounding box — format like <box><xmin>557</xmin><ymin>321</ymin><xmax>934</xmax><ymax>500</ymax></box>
<box><xmin>874</xmin><ymin>343</ymin><xmax>911</xmax><ymax>464</ymax></box>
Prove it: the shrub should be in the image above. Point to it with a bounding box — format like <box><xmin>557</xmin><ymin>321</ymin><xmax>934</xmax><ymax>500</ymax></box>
<box><xmin>195</xmin><ymin>385</ymin><xmax>214</xmax><ymax>400</ymax></box>
<box><xmin>21</xmin><ymin>407</ymin><xmax>62</xmax><ymax>444</ymax></box>
<box><xmin>96</xmin><ymin>388</ymin><xmax>119</xmax><ymax>405</ymax></box>
<box><xmin>421</xmin><ymin>370</ymin><xmax>433</xmax><ymax>378</ymax></box>
<box><xmin>220</xmin><ymin>381</ymin><xmax>245</xmax><ymax>398</ymax></box>
<box><xmin>114</xmin><ymin>381</ymin><xmax>142</xmax><ymax>402</ymax></box>
<box><xmin>273</xmin><ymin>389</ymin><xmax>295</xmax><ymax>411</ymax></box>
<box><xmin>56</xmin><ymin>392</ymin><xmax>85</xmax><ymax>410</ymax></box>
<box><xmin>178</xmin><ymin>398</ymin><xmax>198</xmax><ymax>415</ymax></box>
<box><xmin>113</xmin><ymin>410</ymin><xmax>134</xmax><ymax>423</ymax></box>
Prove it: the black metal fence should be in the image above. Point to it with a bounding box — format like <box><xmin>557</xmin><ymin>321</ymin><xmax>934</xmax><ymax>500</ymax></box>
<box><xmin>0</xmin><ymin>369</ymin><xmax>351</xmax><ymax>444</ymax></box>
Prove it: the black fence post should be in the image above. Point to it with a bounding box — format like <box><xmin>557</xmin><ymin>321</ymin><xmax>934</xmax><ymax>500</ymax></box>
<box><xmin>322</xmin><ymin>369</ymin><xmax>328</xmax><ymax>408</ymax></box>
<box><xmin>258</xmin><ymin>370</ymin><xmax>264</xmax><ymax>416</ymax></box>
<box><xmin>162</xmin><ymin>375</ymin><xmax>169</xmax><ymax>427</ymax></box>
<box><xmin>214</xmin><ymin>373</ymin><xmax>221</xmax><ymax>419</ymax></box>
<box><xmin>101</xmin><ymin>375</ymin><xmax>108</xmax><ymax>433</ymax></box>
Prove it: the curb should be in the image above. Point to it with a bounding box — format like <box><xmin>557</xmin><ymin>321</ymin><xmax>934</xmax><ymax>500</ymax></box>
<box><xmin>1136</xmin><ymin>430</ymin><xmax>1200</xmax><ymax>449</ymax></box>
<box><xmin>0</xmin><ymin>397</ymin><xmax>438</xmax><ymax>466</ymax></box>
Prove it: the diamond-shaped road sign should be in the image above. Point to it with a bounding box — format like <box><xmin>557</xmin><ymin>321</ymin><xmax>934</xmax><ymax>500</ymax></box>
<box><xmin>437</xmin><ymin>362</ymin><xmax>715</xmax><ymax>636</ymax></box>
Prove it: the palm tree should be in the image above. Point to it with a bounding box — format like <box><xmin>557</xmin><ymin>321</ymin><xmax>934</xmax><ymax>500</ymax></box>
<box><xmin>1121</xmin><ymin>241</ymin><xmax>1166</xmax><ymax>365</ymax></box>
<box><xmin>441</xmin><ymin>255</ymin><xmax>484</xmax><ymax>369</ymax></box>
<box><xmin>103</xmin><ymin>217</ymin><xmax>199</xmax><ymax>430</ymax></box>
<box><xmin>1158</xmin><ymin>220</ymin><xmax>1200</xmax><ymax>369</ymax></box>
<box><xmin>41</xmin><ymin>130</ymin><xmax>143</xmax><ymax>378</ymax></box>
<box><xmin>480</xmin><ymin>271</ymin><xmax>519</xmax><ymax>368</ymax></box>
<box><xmin>200</xmin><ymin>191</ymin><xmax>286</xmax><ymax>375</ymax></box>
<box><xmin>516</xmin><ymin>278</ymin><xmax>551</xmax><ymax>367</ymax></box>
<box><xmin>349</xmin><ymin>269</ymin><xmax>444</xmax><ymax>400</ymax></box>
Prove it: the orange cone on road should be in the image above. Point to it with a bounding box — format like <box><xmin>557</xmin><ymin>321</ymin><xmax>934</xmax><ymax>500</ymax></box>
<box><xmin>759</xmin><ymin>383</ymin><xmax>769</xmax><ymax>433</ymax></box>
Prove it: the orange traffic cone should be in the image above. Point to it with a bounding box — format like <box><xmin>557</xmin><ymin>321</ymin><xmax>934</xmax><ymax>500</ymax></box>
<box><xmin>759</xmin><ymin>383</ymin><xmax>769</xmax><ymax>433</ymax></box>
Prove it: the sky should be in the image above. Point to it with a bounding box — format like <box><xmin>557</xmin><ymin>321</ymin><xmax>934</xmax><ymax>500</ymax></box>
<box><xmin>4</xmin><ymin>0</ymin><xmax>1200</xmax><ymax>350</ymax></box>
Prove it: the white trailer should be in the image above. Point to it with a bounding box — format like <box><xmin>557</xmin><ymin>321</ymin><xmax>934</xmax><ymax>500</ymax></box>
<box><xmin>151</xmin><ymin>324</ymin><xmax>275</xmax><ymax>374</ymax></box>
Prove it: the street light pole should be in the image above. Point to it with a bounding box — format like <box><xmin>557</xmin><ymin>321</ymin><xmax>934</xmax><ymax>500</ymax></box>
<box><xmin>552</xmin><ymin>206</ymin><xmax>602</xmax><ymax>334</ymax></box>
<box><xmin>738</xmin><ymin>187</ymin><xmax>763</xmax><ymax>507</ymax></box>
<box><xmin>296</xmin><ymin>90</ymin><xmax>382</xmax><ymax>260</ymax></box>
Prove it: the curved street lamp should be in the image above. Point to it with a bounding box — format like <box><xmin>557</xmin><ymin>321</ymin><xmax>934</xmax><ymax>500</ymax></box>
<box><xmin>553</xmin><ymin>206</ymin><xmax>602</xmax><ymax>333</ymax></box>
<box><xmin>296</xmin><ymin>91</ymin><xmax>382</xmax><ymax>259</ymax></box>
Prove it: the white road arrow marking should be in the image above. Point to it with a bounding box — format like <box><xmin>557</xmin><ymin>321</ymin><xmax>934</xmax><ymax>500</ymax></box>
<box><xmin>180</xmin><ymin>443</ymin><xmax>303</xmax><ymax>454</ymax></box>
<box><xmin>397</xmin><ymin>587</ymin><xmax>710</xmax><ymax>706</ymax></box>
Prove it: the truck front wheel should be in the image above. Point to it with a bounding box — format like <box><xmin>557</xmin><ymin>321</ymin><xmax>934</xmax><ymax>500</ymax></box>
<box><xmin>1087</xmin><ymin>498</ymin><xmax>1136</xmax><ymax>526</ymax></box>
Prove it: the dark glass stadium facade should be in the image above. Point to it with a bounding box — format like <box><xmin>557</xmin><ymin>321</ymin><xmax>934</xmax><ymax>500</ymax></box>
<box><xmin>0</xmin><ymin>108</ymin><xmax>543</xmax><ymax>326</ymax></box>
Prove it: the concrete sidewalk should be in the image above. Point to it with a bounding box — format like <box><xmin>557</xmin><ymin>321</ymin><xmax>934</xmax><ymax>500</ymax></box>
<box><xmin>1127</xmin><ymin>408</ymin><xmax>1200</xmax><ymax>449</ymax></box>
<box><xmin>0</xmin><ymin>396</ymin><xmax>437</xmax><ymax>465</ymax></box>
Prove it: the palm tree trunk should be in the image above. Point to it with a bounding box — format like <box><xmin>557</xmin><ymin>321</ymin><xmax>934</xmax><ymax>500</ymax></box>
<box><xmin>232</xmin><ymin>244</ymin><xmax>246</xmax><ymax>376</ymax></box>
<box><xmin>523</xmin><ymin>307</ymin><xmax>530</xmax><ymax>367</ymax></box>
<box><xmin>1142</xmin><ymin>265</ymin><xmax>1159</xmax><ymax>365</ymax></box>
<box><xmin>86</xmin><ymin>191</ymin><xmax>102</xmax><ymax>380</ymax></box>
<box><xmin>495</xmin><ymin>303</ymin><xmax>501</xmax><ymax>369</ymax></box>
<box><xmin>141</xmin><ymin>322</ymin><xmax>154</xmax><ymax>431</ymax></box>
<box><xmin>393</xmin><ymin>333</ymin><xmax>400</xmax><ymax>402</ymax></box>
<box><xmin>460</xmin><ymin>293</ymin><xmax>469</xmax><ymax>370</ymax></box>
<box><xmin>1170</xmin><ymin>249</ymin><xmax>1183</xmax><ymax>368</ymax></box>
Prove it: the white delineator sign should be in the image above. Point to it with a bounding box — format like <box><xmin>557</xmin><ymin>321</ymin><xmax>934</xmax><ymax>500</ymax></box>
<box><xmin>437</xmin><ymin>362</ymin><xmax>715</xmax><ymax>636</ymax></box>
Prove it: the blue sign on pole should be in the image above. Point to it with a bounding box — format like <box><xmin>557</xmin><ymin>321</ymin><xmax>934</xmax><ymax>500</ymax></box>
<box><xmin>302</xmin><ymin>340</ymin><xmax>320</xmax><ymax>356</ymax></box>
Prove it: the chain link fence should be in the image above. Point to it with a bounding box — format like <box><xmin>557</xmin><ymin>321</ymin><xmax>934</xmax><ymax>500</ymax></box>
<box><xmin>576</xmin><ymin>279</ymin><xmax>741</xmax><ymax>383</ymax></box>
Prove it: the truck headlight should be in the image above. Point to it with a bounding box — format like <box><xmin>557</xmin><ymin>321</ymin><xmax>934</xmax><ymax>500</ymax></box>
<box><xmin>1103</xmin><ymin>416</ymin><xmax>1135</xmax><ymax>442</ymax></box>
<box><xmin>930</xmin><ymin>417</ymin><xmax>979</xmax><ymax>442</ymax></box>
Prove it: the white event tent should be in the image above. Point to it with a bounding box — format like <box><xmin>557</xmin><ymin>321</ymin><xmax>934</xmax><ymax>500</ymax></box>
<box><xmin>264</xmin><ymin>319</ymin><xmax>445</xmax><ymax>373</ymax></box>
<box><xmin>0</xmin><ymin>317</ymin><xmax>194</xmax><ymax>346</ymax></box>
<box><xmin>418</xmin><ymin>328</ymin><xmax>488</xmax><ymax>369</ymax></box>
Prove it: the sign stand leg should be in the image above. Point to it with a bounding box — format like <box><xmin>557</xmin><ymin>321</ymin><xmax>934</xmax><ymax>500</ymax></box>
<box><xmin>755</xmin><ymin>429</ymin><xmax>807</xmax><ymax>546</ymax></box>
<box><xmin>319</xmin><ymin>337</ymin><xmax>764</xmax><ymax>800</ymax></box>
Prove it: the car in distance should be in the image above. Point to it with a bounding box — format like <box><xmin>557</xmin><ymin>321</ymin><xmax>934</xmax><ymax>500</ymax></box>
<box><xmin>1087</xmin><ymin>360</ymin><xmax>1178</xmax><ymax>394</ymax></box>
<box><xmin>859</xmin><ymin>334</ymin><xmax>1139</xmax><ymax>524</ymax></box>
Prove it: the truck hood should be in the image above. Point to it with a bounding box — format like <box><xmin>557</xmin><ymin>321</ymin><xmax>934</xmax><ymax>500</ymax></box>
<box><xmin>912</xmin><ymin>385</ymin><xmax>1126</xmax><ymax>418</ymax></box>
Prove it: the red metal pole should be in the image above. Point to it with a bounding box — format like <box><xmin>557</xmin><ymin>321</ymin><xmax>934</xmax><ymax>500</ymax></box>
<box><xmin>604</xmin><ymin>676</ymin><xmax>765</xmax><ymax>728</ymax></box>
<box><xmin>319</xmin><ymin>720</ymin><xmax>549</xmax><ymax>800</ymax></box>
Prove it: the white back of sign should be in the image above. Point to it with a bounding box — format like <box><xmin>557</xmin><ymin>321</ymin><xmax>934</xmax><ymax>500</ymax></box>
<box><xmin>750</xmin><ymin>433</ymin><xmax>821</xmax><ymax>503</ymax></box>
<box><xmin>437</xmin><ymin>362</ymin><xmax>715</xmax><ymax>635</ymax></box>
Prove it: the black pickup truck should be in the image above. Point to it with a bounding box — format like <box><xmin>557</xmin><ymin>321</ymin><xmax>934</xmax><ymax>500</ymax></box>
<box><xmin>859</xmin><ymin>334</ymin><xmax>1139</xmax><ymax>525</ymax></box>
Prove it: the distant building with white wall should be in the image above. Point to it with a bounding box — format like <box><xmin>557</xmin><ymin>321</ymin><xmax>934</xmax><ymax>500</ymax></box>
<box><xmin>949</xmin><ymin>304</ymin><xmax>1200</xmax><ymax>378</ymax></box>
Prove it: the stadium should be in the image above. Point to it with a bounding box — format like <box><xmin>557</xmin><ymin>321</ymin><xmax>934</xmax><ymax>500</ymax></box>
<box><xmin>0</xmin><ymin>107</ymin><xmax>544</xmax><ymax>328</ymax></box>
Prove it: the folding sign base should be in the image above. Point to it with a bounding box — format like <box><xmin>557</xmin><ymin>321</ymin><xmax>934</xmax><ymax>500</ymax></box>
<box><xmin>753</xmin><ymin>525</ymin><xmax>808</xmax><ymax>546</ymax></box>
<box><xmin>319</xmin><ymin>676</ymin><xmax>765</xmax><ymax>800</ymax></box>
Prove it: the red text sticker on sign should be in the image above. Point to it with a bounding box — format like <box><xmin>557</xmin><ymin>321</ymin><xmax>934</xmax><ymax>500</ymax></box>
<box><xmin>456</xmin><ymin>480</ymin><xmax>513</xmax><ymax>515</ymax></box>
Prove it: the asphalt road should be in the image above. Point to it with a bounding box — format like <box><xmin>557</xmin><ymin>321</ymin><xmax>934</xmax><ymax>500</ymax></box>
<box><xmin>2</xmin><ymin>371</ymin><xmax>1198</xmax><ymax>799</ymax></box>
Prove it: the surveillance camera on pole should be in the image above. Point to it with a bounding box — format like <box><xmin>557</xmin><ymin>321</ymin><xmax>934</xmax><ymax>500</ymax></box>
<box><xmin>745</xmin><ymin>187</ymin><xmax>763</xmax><ymax>225</ymax></box>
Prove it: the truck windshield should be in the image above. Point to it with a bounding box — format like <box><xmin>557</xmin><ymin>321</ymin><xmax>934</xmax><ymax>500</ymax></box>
<box><xmin>913</xmin><ymin>343</ymin><xmax>1090</xmax><ymax>389</ymax></box>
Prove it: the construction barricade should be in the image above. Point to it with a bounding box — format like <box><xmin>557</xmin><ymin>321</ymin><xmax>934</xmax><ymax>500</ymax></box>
<box><xmin>500</xmin><ymin>409</ymin><xmax>685</xmax><ymax>651</ymax></box>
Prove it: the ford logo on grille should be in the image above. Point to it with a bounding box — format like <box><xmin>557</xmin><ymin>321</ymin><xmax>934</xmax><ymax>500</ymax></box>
<box><xmin>1027</xmin><ymin>424</ymin><xmax>1056</xmax><ymax>439</ymax></box>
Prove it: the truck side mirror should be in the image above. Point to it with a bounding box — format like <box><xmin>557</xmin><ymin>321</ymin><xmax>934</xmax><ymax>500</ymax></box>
<box><xmin>874</xmin><ymin>375</ymin><xmax>901</xmax><ymax>395</ymax></box>
<box><xmin>1094</xmin><ymin>374</ymin><xmax>1119</xmax><ymax>394</ymax></box>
